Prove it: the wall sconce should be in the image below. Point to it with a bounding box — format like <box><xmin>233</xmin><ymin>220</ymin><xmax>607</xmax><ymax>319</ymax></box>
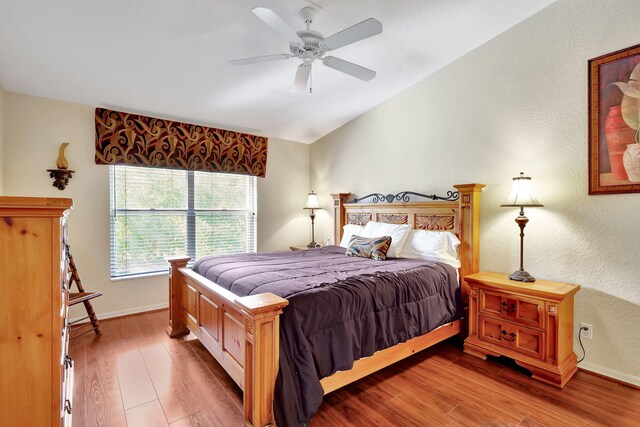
<box><xmin>47</xmin><ymin>142</ymin><xmax>75</xmax><ymax>190</ymax></box>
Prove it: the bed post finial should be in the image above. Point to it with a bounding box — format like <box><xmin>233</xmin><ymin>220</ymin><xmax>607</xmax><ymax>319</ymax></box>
<box><xmin>331</xmin><ymin>193</ymin><xmax>351</xmax><ymax>245</ymax></box>
<box><xmin>453</xmin><ymin>184</ymin><xmax>485</xmax><ymax>304</ymax></box>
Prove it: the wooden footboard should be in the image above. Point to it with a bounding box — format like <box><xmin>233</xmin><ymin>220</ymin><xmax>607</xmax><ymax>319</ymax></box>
<box><xmin>166</xmin><ymin>257</ymin><xmax>288</xmax><ymax>427</ymax></box>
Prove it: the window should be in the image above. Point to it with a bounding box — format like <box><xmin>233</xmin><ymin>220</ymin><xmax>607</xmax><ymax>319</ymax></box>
<box><xmin>109</xmin><ymin>165</ymin><xmax>256</xmax><ymax>278</ymax></box>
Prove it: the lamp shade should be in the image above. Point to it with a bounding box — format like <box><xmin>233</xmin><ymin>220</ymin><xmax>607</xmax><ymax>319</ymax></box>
<box><xmin>501</xmin><ymin>172</ymin><xmax>544</xmax><ymax>207</ymax></box>
<box><xmin>304</xmin><ymin>191</ymin><xmax>320</xmax><ymax>209</ymax></box>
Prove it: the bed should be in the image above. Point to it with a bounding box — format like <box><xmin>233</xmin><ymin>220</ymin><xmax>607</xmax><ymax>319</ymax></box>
<box><xmin>166</xmin><ymin>183</ymin><xmax>485</xmax><ymax>426</ymax></box>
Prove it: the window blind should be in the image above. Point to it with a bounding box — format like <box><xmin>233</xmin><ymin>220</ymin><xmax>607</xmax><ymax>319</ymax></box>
<box><xmin>109</xmin><ymin>165</ymin><xmax>257</xmax><ymax>278</ymax></box>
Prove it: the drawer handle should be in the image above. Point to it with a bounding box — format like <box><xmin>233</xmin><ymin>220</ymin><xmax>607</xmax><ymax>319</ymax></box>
<box><xmin>501</xmin><ymin>330</ymin><xmax>516</xmax><ymax>342</ymax></box>
<box><xmin>501</xmin><ymin>301</ymin><xmax>517</xmax><ymax>313</ymax></box>
<box><xmin>64</xmin><ymin>399</ymin><xmax>72</xmax><ymax>414</ymax></box>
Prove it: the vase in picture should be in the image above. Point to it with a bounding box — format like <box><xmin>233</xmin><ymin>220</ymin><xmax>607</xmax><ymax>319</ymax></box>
<box><xmin>604</xmin><ymin>105</ymin><xmax>635</xmax><ymax>180</ymax></box>
<box><xmin>623</xmin><ymin>143</ymin><xmax>640</xmax><ymax>182</ymax></box>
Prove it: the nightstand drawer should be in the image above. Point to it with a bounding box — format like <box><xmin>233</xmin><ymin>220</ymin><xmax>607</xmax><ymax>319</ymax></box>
<box><xmin>479</xmin><ymin>289</ymin><xmax>544</xmax><ymax>329</ymax></box>
<box><xmin>478</xmin><ymin>315</ymin><xmax>544</xmax><ymax>360</ymax></box>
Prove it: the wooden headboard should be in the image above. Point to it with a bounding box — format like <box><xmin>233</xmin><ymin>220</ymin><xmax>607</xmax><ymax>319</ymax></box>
<box><xmin>331</xmin><ymin>184</ymin><xmax>485</xmax><ymax>304</ymax></box>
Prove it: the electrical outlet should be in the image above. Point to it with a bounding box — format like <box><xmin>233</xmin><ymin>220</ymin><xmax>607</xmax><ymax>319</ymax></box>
<box><xmin>580</xmin><ymin>323</ymin><xmax>593</xmax><ymax>340</ymax></box>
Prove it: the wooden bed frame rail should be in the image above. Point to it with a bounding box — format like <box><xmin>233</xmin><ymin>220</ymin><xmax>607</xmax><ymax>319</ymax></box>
<box><xmin>167</xmin><ymin>183</ymin><xmax>484</xmax><ymax>427</ymax></box>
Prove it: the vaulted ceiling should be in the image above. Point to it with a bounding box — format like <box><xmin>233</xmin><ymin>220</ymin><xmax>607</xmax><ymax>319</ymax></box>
<box><xmin>0</xmin><ymin>0</ymin><xmax>556</xmax><ymax>143</ymax></box>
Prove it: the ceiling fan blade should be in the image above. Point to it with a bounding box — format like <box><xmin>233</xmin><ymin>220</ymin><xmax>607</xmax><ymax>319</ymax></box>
<box><xmin>322</xmin><ymin>56</ymin><xmax>376</xmax><ymax>81</ymax></box>
<box><xmin>252</xmin><ymin>7</ymin><xmax>303</xmax><ymax>43</ymax></box>
<box><xmin>293</xmin><ymin>63</ymin><xmax>311</xmax><ymax>92</ymax></box>
<box><xmin>323</xmin><ymin>18</ymin><xmax>382</xmax><ymax>51</ymax></box>
<box><xmin>229</xmin><ymin>54</ymin><xmax>291</xmax><ymax>66</ymax></box>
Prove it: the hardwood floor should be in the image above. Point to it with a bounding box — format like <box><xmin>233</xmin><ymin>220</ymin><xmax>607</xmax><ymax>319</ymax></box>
<box><xmin>69</xmin><ymin>310</ymin><xmax>639</xmax><ymax>426</ymax></box>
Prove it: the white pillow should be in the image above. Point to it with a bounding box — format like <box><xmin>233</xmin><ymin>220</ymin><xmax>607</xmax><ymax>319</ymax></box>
<box><xmin>339</xmin><ymin>224</ymin><xmax>365</xmax><ymax>248</ymax></box>
<box><xmin>361</xmin><ymin>221</ymin><xmax>412</xmax><ymax>258</ymax></box>
<box><xmin>400</xmin><ymin>230</ymin><xmax>461</xmax><ymax>268</ymax></box>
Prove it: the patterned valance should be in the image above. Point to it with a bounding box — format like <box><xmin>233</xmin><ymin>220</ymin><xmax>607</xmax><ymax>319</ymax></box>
<box><xmin>95</xmin><ymin>108</ymin><xmax>268</xmax><ymax>177</ymax></box>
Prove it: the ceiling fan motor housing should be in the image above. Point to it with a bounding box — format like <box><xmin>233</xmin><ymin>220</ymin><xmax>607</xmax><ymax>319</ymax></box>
<box><xmin>291</xmin><ymin>30</ymin><xmax>326</xmax><ymax>62</ymax></box>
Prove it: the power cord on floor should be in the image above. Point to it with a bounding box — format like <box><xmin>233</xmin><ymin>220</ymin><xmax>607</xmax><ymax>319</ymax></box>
<box><xmin>577</xmin><ymin>326</ymin><xmax>587</xmax><ymax>363</ymax></box>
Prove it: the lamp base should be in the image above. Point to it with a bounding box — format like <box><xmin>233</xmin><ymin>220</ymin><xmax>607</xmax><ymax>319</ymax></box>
<box><xmin>508</xmin><ymin>269</ymin><xmax>536</xmax><ymax>282</ymax></box>
<box><xmin>307</xmin><ymin>241</ymin><xmax>319</xmax><ymax>248</ymax></box>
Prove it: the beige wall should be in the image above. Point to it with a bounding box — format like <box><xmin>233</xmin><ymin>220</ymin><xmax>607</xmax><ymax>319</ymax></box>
<box><xmin>258</xmin><ymin>139</ymin><xmax>312</xmax><ymax>251</ymax></box>
<box><xmin>1</xmin><ymin>92</ymin><xmax>310</xmax><ymax>319</ymax></box>
<box><xmin>311</xmin><ymin>0</ymin><xmax>640</xmax><ymax>385</ymax></box>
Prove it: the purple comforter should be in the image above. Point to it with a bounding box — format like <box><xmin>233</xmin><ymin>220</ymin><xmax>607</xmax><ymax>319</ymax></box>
<box><xmin>193</xmin><ymin>246</ymin><xmax>462</xmax><ymax>426</ymax></box>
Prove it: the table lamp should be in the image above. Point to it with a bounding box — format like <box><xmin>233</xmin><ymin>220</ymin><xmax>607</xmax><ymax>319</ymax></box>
<box><xmin>500</xmin><ymin>172</ymin><xmax>544</xmax><ymax>282</ymax></box>
<box><xmin>304</xmin><ymin>191</ymin><xmax>320</xmax><ymax>248</ymax></box>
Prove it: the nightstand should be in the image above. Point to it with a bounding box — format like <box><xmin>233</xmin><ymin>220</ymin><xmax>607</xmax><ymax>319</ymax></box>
<box><xmin>463</xmin><ymin>272</ymin><xmax>580</xmax><ymax>388</ymax></box>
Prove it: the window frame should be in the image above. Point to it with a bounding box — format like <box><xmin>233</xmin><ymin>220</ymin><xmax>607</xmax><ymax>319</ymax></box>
<box><xmin>109</xmin><ymin>166</ymin><xmax>257</xmax><ymax>279</ymax></box>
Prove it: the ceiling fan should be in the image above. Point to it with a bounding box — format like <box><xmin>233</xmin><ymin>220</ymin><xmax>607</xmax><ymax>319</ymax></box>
<box><xmin>230</xmin><ymin>7</ymin><xmax>383</xmax><ymax>93</ymax></box>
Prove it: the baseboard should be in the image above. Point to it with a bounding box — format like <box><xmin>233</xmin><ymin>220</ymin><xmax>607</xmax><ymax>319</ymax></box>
<box><xmin>579</xmin><ymin>361</ymin><xmax>640</xmax><ymax>388</ymax></box>
<box><xmin>69</xmin><ymin>302</ymin><xmax>168</xmax><ymax>324</ymax></box>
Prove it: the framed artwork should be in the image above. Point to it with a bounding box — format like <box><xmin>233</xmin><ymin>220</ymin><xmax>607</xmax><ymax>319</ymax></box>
<box><xmin>589</xmin><ymin>43</ymin><xmax>640</xmax><ymax>195</ymax></box>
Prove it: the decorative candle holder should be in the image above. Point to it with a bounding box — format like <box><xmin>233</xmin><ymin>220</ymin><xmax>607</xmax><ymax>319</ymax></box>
<box><xmin>47</xmin><ymin>142</ymin><xmax>74</xmax><ymax>190</ymax></box>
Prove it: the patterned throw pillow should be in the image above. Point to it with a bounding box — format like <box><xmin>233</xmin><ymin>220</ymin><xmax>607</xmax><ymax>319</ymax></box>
<box><xmin>345</xmin><ymin>235</ymin><xmax>392</xmax><ymax>261</ymax></box>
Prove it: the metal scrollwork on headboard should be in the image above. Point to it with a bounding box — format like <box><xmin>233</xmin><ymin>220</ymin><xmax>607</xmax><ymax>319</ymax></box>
<box><xmin>354</xmin><ymin>190</ymin><xmax>460</xmax><ymax>203</ymax></box>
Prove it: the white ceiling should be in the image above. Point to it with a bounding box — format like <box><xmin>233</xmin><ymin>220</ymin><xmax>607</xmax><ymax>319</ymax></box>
<box><xmin>0</xmin><ymin>0</ymin><xmax>556</xmax><ymax>144</ymax></box>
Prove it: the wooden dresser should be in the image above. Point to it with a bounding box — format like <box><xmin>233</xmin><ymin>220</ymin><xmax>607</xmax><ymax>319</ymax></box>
<box><xmin>0</xmin><ymin>196</ymin><xmax>74</xmax><ymax>426</ymax></box>
<box><xmin>464</xmin><ymin>272</ymin><xmax>580</xmax><ymax>388</ymax></box>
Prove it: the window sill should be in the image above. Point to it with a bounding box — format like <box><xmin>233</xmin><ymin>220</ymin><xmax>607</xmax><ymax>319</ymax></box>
<box><xmin>110</xmin><ymin>271</ymin><xmax>169</xmax><ymax>282</ymax></box>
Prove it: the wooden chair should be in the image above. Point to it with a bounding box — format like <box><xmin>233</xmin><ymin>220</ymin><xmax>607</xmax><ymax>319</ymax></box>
<box><xmin>66</xmin><ymin>243</ymin><xmax>102</xmax><ymax>338</ymax></box>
